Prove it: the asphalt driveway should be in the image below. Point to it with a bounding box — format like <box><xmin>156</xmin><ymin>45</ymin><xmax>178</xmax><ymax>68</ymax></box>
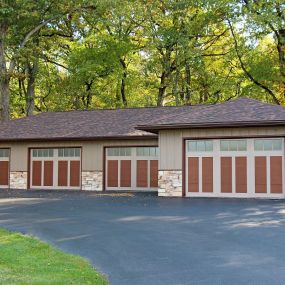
<box><xmin>0</xmin><ymin>190</ymin><xmax>285</xmax><ymax>285</ymax></box>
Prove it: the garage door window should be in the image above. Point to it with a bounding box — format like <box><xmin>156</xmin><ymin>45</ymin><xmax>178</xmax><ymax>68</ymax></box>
<box><xmin>136</xmin><ymin>147</ymin><xmax>159</xmax><ymax>156</ymax></box>
<box><xmin>0</xmin><ymin>149</ymin><xmax>9</xmax><ymax>158</ymax></box>
<box><xmin>187</xmin><ymin>140</ymin><xmax>213</xmax><ymax>152</ymax></box>
<box><xmin>107</xmin><ymin>148</ymin><xmax>132</xmax><ymax>156</ymax></box>
<box><xmin>32</xmin><ymin>149</ymin><xmax>54</xmax><ymax>157</ymax></box>
<box><xmin>58</xmin><ymin>148</ymin><xmax>80</xmax><ymax>157</ymax></box>
<box><xmin>220</xmin><ymin>140</ymin><xmax>247</xmax><ymax>151</ymax></box>
<box><xmin>254</xmin><ymin>139</ymin><xmax>282</xmax><ymax>151</ymax></box>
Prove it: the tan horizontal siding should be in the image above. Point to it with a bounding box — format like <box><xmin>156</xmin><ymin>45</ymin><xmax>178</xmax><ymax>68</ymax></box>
<box><xmin>159</xmin><ymin>126</ymin><xmax>285</xmax><ymax>170</ymax></box>
<box><xmin>0</xmin><ymin>139</ymin><xmax>158</xmax><ymax>172</ymax></box>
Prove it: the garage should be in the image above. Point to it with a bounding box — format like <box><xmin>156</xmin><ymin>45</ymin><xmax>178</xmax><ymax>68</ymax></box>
<box><xmin>0</xmin><ymin>149</ymin><xmax>10</xmax><ymax>188</ymax></box>
<box><xmin>185</xmin><ymin>138</ymin><xmax>284</xmax><ymax>198</ymax></box>
<box><xmin>30</xmin><ymin>148</ymin><xmax>81</xmax><ymax>189</ymax></box>
<box><xmin>105</xmin><ymin>146</ymin><xmax>159</xmax><ymax>190</ymax></box>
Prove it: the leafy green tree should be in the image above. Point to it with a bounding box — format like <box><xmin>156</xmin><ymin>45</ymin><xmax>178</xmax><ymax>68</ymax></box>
<box><xmin>0</xmin><ymin>0</ymin><xmax>96</xmax><ymax>120</ymax></box>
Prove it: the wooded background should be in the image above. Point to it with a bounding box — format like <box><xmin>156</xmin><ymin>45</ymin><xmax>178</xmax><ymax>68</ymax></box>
<box><xmin>0</xmin><ymin>0</ymin><xmax>284</xmax><ymax>120</ymax></box>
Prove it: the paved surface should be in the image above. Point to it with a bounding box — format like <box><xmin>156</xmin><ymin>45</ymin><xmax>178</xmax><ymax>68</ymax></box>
<box><xmin>1</xmin><ymin>190</ymin><xmax>285</xmax><ymax>285</ymax></box>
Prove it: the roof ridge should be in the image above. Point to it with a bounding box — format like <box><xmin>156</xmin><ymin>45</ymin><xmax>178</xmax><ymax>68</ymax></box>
<box><xmin>33</xmin><ymin>97</ymin><xmax>248</xmax><ymax>117</ymax></box>
<box><xmin>11</xmin><ymin>96</ymin><xmax>280</xmax><ymax>120</ymax></box>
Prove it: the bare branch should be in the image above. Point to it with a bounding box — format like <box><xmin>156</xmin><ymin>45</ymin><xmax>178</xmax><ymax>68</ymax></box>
<box><xmin>43</xmin><ymin>56</ymin><xmax>69</xmax><ymax>70</ymax></box>
<box><xmin>8</xmin><ymin>5</ymin><xmax>97</xmax><ymax>75</ymax></box>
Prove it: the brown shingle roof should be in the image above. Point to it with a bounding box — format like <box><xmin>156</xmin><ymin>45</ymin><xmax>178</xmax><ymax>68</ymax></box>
<box><xmin>0</xmin><ymin>97</ymin><xmax>284</xmax><ymax>142</ymax></box>
<box><xmin>0</xmin><ymin>107</ymin><xmax>172</xmax><ymax>141</ymax></box>
<box><xmin>137</xmin><ymin>97</ymin><xmax>285</xmax><ymax>132</ymax></box>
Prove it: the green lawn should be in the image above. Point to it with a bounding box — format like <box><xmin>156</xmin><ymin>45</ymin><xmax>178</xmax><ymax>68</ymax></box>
<box><xmin>0</xmin><ymin>228</ymin><xmax>108</xmax><ymax>285</ymax></box>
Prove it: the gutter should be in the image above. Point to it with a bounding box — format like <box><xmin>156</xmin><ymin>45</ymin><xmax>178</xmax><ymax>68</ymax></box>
<box><xmin>136</xmin><ymin>120</ymin><xmax>285</xmax><ymax>133</ymax></box>
<box><xmin>0</xmin><ymin>135</ymin><xmax>158</xmax><ymax>143</ymax></box>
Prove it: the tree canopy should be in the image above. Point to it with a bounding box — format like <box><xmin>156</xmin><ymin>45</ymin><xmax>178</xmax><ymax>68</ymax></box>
<box><xmin>0</xmin><ymin>0</ymin><xmax>284</xmax><ymax>120</ymax></box>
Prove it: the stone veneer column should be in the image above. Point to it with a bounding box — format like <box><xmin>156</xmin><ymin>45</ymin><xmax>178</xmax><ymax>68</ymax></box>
<box><xmin>10</xmin><ymin>172</ymin><xmax>28</xmax><ymax>189</ymax></box>
<box><xmin>158</xmin><ymin>170</ymin><xmax>183</xmax><ymax>197</ymax></box>
<box><xmin>82</xmin><ymin>171</ymin><xmax>103</xmax><ymax>191</ymax></box>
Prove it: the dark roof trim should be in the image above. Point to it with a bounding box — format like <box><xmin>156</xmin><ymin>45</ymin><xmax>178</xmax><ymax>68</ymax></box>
<box><xmin>137</xmin><ymin>120</ymin><xmax>285</xmax><ymax>133</ymax></box>
<box><xmin>0</xmin><ymin>135</ymin><xmax>158</xmax><ymax>143</ymax></box>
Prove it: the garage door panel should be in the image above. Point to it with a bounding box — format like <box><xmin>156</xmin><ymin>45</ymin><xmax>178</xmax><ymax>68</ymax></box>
<box><xmin>120</xmin><ymin>160</ymin><xmax>131</xmax><ymax>187</ymax></box>
<box><xmin>202</xmin><ymin>157</ymin><xmax>213</xmax><ymax>193</ymax></box>
<box><xmin>58</xmin><ymin>161</ymin><xmax>68</xmax><ymax>187</ymax></box>
<box><xmin>188</xmin><ymin>157</ymin><xmax>199</xmax><ymax>192</ymax></box>
<box><xmin>221</xmin><ymin>157</ymin><xmax>232</xmax><ymax>193</ymax></box>
<box><xmin>236</xmin><ymin>157</ymin><xmax>247</xmax><ymax>193</ymax></box>
<box><xmin>108</xmin><ymin>160</ymin><xmax>119</xmax><ymax>187</ymax></box>
<box><xmin>70</xmin><ymin>160</ymin><xmax>80</xmax><ymax>187</ymax></box>
<box><xmin>0</xmin><ymin>161</ymin><xmax>9</xmax><ymax>186</ymax></box>
<box><xmin>255</xmin><ymin>156</ymin><xmax>267</xmax><ymax>193</ymax></box>
<box><xmin>44</xmin><ymin>161</ymin><xmax>53</xmax><ymax>186</ymax></box>
<box><xmin>270</xmin><ymin>156</ymin><xmax>282</xmax><ymax>194</ymax></box>
<box><xmin>150</xmin><ymin>160</ymin><xmax>158</xmax><ymax>188</ymax></box>
<box><xmin>137</xmin><ymin>160</ymin><xmax>148</xmax><ymax>188</ymax></box>
<box><xmin>32</xmin><ymin>161</ymin><xmax>42</xmax><ymax>186</ymax></box>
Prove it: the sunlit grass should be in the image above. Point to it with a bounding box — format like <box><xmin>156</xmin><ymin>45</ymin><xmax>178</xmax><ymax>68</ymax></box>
<box><xmin>0</xmin><ymin>228</ymin><xmax>108</xmax><ymax>285</ymax></box>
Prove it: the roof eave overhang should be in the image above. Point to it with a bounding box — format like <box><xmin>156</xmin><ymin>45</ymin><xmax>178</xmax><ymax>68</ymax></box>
<box><xmin>0</xmin><ymin>134</ymin><xmax>158</xmax><ymax>143</ymax></box>
<box><xmin>136</xmin><ymin>121</ymin><xmax>285</xmax><ymax>133</ymax></box>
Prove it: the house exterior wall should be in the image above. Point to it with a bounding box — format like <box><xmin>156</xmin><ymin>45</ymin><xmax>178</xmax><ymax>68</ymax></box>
<box><xmin>158</xmin><ymin>126</ymin><xmax>285</xmax><ymax>197</ymax></box>
<box><xmin>0</xmin><ymin>139</ymin><xmax>157</xmax><ymax>190</ymax></box>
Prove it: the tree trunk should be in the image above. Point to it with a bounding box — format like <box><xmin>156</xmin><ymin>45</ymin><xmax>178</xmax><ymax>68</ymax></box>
<box><xmin>157</xmin><ymin>48</ymin><xmax>174</xmax><ymax>106</ymax></box>
<box><xmin>119</xmin><ymin>58</ymin><xmax>127</xmax><ymax>107</ymax></box>
<box><xmin>173</xmin><ymin>66</ymin><xmax>179</xmax><ymax>106</ymax></box>
<box><xmin>172</xmin><ymin>48</ymin><xmax>180</xmax><ymax>106</ymax></box>
<box><xmin>25</xmin><ymin>58</ymin><xmax>39</xmax><ymax>116</ymax></box>
<box><xmin>157</xmin><ymin>71</ymin><xmax>166</xmax><ymax>106</ymax></box>
<box><xmin>0</xmin><ymin>25</ymin><xmax>9</xmax><ymax>121</ymax></box>
<box><xmin>0</xmin><ymin>78</ymin><xmax>9</xmax><ymax>121</ymax></box>
<box><xmin>84</xmin><ymin>80</ymin><xmax>93</xmax><ymax>109</ymax></box>
<box><xmin>277</xmin><ymin>29</ymin><xmax>285</xmax><ymax>100</ymax></box>
<box><xmin>185</xmin><ymin>61</ymin><xmax>191</xmax><ymax>103</ymax></box>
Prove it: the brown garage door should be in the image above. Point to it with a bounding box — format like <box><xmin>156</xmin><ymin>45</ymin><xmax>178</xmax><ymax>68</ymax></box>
<box><xmin>186</xmin><ymin>139</ymin><xmax>284</xmax><ymax>198</ymax></box>
<box><xmin>105</xmin><ymin>147</ymin><xmax>159</xmax><ymax>190</ymax></box>
<box><xmin>31</xmin><ymin>148</ymin><xmax>81</xmax><ymax>189</ymax></box>
<box><xmin>0</xmin><ymin>149</ymin><xmax>10</xmax><ymax>188</ymax></box>
<box><xmin>0</xmin><ymin>161</ymin><xmax>9</xmax><ymax>187</ymax></box>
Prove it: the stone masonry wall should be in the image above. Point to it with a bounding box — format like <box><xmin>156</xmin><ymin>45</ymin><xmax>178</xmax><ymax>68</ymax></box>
<box><xmin>158</xmin><ymin>170</ymin><xmax>183</xmax><ymax>197</ymax></box>
<box><xmin>82</xmin><ymin>171</ymin><xmax>103</xmax><ymax>191</ymax></box>
<box><xmin>10</xmin><ymin>171</ymin><xmax>28</xmax><ymax>189</ymax></box>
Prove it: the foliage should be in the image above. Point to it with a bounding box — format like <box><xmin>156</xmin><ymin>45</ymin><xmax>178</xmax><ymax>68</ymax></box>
<box><xmin>0</xmin><ymin>0</ymin><xmax>284</xmax><ymax>119</ymax></box>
